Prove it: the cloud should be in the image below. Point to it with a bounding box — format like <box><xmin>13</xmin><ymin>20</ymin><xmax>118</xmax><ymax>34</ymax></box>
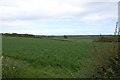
<box><xmin>0</xmin><ymin>0</ymin><xmax>117</xmax><ymax>21</ymax></box>
<box><xmin>0</xmin><ymin>0</ymin><xmax>85</xmax><ymax>21</ymax></box>
<box><xmin>0</xmin><ymin>0</ymin><xmax>118</xmax><ymax>35</ymax></box>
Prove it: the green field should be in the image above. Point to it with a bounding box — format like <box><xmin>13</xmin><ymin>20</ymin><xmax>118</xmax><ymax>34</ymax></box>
<box><xmin>2</xmin><ymin>36</ymin><xmax>100</xmax><ymax>78</ymax></box>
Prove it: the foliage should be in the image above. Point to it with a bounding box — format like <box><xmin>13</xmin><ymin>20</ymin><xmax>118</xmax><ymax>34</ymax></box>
<box><xmin>63</xmin><ymin>35</ymin><xmax>68</xmax><ymax>39</ymax></box>
<box><xmin>92</xmin><ymin>35</ymin><xmax>120</xmax><ymax>78</ymax></box>
<box><xmin>2</xmin><ymin>33</ymin><xmax>56</xmax><ymax>38</ymax></box>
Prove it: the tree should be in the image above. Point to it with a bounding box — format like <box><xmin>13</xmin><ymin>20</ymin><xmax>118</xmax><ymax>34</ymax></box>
<box><xmin>64</xmin><ymin>35</ymin><xmax>68</xmax><ymax>39</ymax></box>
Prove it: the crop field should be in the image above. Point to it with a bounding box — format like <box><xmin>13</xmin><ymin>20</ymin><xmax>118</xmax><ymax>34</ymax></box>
<box><xmin>2</xmin><ymin>36</ymin><xmax>108</xmax><ymax>78</ymax></box>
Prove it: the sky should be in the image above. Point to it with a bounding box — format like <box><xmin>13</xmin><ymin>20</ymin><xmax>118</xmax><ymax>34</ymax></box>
<box><xmin>0</xmin><ymin>0</ymin><xmax>119</xmax><ymax>35</ymax></box>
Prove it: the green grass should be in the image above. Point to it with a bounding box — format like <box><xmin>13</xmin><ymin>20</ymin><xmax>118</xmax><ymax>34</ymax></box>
<box><xmin>2</xmin><ymin>36</ymin><xmax>97</xmax><ymax>78</ymax></box>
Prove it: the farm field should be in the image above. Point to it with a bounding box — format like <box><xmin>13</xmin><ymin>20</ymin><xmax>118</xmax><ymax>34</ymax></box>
<box><xmin>2</xmin><ymin>36</ymin><xmax>103</xmax><ymax>78</ymax></box>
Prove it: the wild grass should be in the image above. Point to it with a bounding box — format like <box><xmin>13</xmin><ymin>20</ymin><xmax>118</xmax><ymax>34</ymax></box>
<box><xmin>3</xmin><ymin>35</ymin><xmax>119</xmax><ymax>78</ymax></box>
<box><xmin>2</xmin><ymin>36</ymin><xmax>95</xmax><ymax>78</ymax></box>
<box><xmin>2</xmin><ymin>57</ymin><xmax>27</xmax><ymax>78</ymax></box>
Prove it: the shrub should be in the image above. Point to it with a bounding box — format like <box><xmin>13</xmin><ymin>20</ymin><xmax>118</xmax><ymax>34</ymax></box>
<box><xmin>92</xmin><ymin>35</ymin><xmax>120</xmax><ymax>78</ymax></box>
<box><xmin>64</xmin><ymin>35</ymin><xmax>68</xmax><ymax>39</ymax></box>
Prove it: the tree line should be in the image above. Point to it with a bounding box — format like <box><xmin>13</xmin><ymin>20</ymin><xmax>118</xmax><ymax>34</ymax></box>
<box><xmin>1</xmin><ymin>33</ymin><xmax>56</xmax><ymax>38</ymax></box>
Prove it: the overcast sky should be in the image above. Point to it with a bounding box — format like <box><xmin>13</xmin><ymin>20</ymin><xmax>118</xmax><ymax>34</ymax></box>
<box><xmin>0</xmin><ymin>0</ymin><xmax>119</xmax><ymax>35</ymax></box>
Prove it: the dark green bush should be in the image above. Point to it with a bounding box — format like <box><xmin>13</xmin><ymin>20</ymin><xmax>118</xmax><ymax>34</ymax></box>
<box><xmin>64</xmin><ymin>35</ymin><xmax>68</xmax><ymax>39</ymax></box>
<box><xmin>92</xmin><ymin>35</ymin><xmax>120</xmax><ymax>78</ymax></box>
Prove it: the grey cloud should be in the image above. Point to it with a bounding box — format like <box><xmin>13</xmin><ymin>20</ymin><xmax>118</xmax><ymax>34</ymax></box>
<box><xmin>1</xmin><ymin>2</ymin><xmax>117</xmax><ymax>22</ymax></box>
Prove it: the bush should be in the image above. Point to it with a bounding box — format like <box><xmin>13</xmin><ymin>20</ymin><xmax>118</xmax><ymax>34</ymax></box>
<box><xmin>64</xmin><ymin>35</ymin><xmax>68</xmax><ymax>39</ymax></box>
<box><xmin>92</xmin><ymin>35</ymin><xmax>120</xmax><ymax>78</ymax></box>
